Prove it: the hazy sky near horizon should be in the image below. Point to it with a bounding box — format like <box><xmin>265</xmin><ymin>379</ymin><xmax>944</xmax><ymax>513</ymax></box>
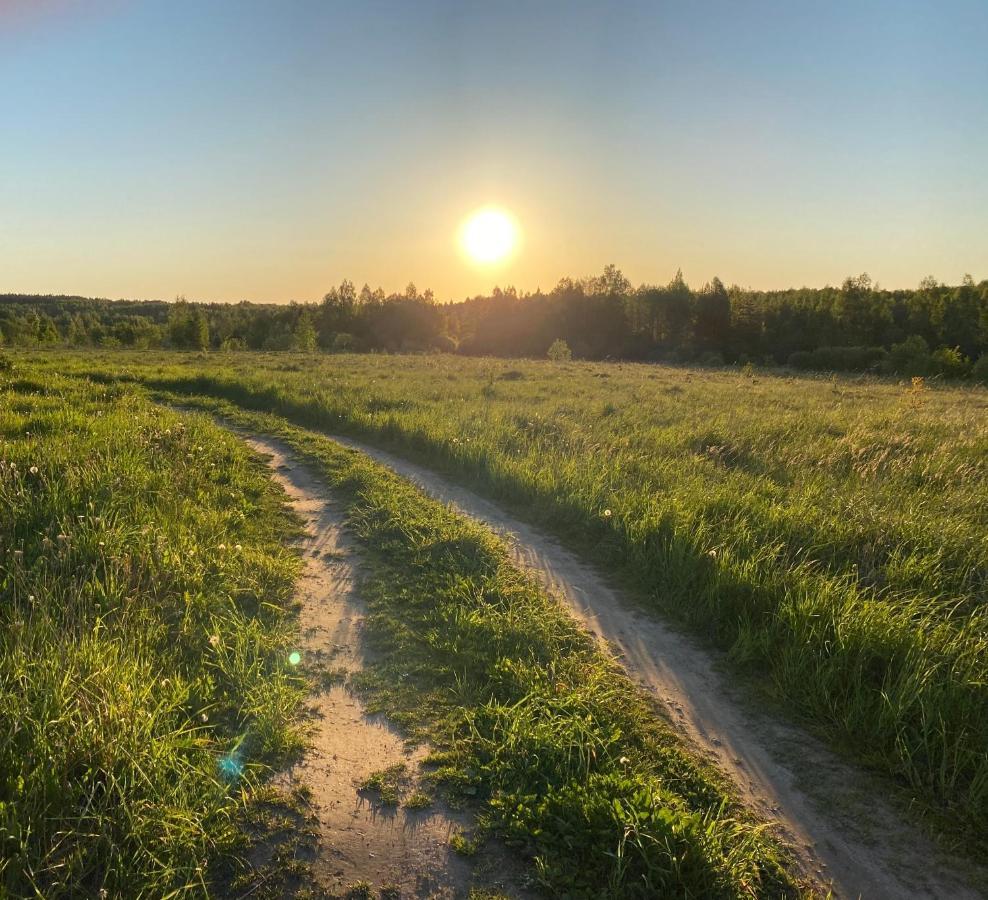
<box><xmin>2</xmin><ymin>0</ymin><xmax>986</xmax><ymax>303</ymax></box>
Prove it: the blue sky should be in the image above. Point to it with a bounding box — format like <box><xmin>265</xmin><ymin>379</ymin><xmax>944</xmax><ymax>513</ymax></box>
<box><xmin>1</xmin><ymin>0</ymin><xmax>986</xmax><ymax>301</ymax></box>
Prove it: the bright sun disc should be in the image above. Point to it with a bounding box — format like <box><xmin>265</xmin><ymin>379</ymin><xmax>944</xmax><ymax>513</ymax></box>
<box><xmin>460</xmin><ymin>207</ymin><xmax>518</xmax><ymax>264</ymax></box>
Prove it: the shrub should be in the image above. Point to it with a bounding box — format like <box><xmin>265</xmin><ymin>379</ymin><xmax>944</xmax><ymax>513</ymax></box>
<box><xmin>972</xmin><ymin>354</ymin><xmax>988</xmax><ymax>385</ymax></box>
<box><xmin>886</xmin><ymin>334</ymin><xmax>933</xmax><ymax>376</ymax></box>
<box><xmin>433</xmin><ymin>333</ymin><xmax>457</xmax><ymax>353</ymax></box>
<box><xmin>697</xmin><ymin>351</ymin><xmax>725</xmax><ymax>367</ymax></box>
<box><xmin>787</xmin><ymin>346</ymin><xmax>886</xmax><ymax>372</ymax></box>
<box><xmin>332</xmin><ymin>332</ymin><xmax>355</xmax><ymax>352</ymax></box>
<box><xmin>930</xmin><ymin>346</ymin><xmax>969</xmax><ymax>379</ymax></box>
<box><xmin>547</xmin><ymin>339</ymin><xmax>572</xmax><ymax>362</ymax></box>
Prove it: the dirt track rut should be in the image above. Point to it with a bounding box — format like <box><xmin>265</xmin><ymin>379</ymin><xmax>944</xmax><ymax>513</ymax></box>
<box><xmin>314</xmin><ymin>431</ymin><xmax>984</xmax><ymax>900</ymax></box>
<box><xmin>244</xmin><ymin>434</ymin><xmax>528</xmax><ymax>898</ymax></box>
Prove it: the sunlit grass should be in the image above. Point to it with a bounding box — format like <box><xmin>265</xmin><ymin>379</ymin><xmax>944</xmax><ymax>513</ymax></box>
<box><xmin>45</xmin><ymin>348</ymin><xmax>988</xmax><ymax>845</ymax></box>
<box><xmin>0</xmin><ymin>369</ymin><xmax>303</xmax><ymax>896</ymax></box>
<box><xmin>163</xmin><ymin>393</ymin><xmax>807</xmax><ymax>898</ymax></box>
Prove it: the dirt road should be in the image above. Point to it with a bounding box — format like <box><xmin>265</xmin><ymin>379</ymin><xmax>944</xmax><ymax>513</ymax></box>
<box><xmin>244</xmin><ymin>434</ymin><xmax>528</xmax><ymax>898</ymax></box>
<box><xmin>310</xmin><ymin>431</ymin><xmax>983</xmax><ymax>900</ymax></box>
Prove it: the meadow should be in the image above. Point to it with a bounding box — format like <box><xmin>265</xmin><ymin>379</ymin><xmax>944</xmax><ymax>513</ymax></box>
<box><xmin>1</xmin><ymin>354</ymin><xmax>812</xmax><ymax>898</ymax></box>
<box><xmin>59</xmin><ymin>349</ymin><xmax>988</xmax><ymax>845</ymax></box>
<box><xmin>172</xmin><ymin>393</ymin><xmax>804</xmax><ymax>898</ymax></box>
<box><xmin>4</xmin><ymin>348</ymin><xmax>987</xmax><ymax>896</ymax></box>
<box><xmin>0</xmin><ymin>366</ymin><xmax>304</xmax><ymax>896</ymax></box>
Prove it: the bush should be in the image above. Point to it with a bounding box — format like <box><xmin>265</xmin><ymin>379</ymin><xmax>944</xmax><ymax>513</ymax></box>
<box><xmin>886</xmin><ymin>334</ymin><xmax>933</xmax><ymax>376</ymax></box>
<box><xmin>547</xmin><ymin>338</ymin><xmax>572</xmax><ymax>362</ymax></box>
<box><xmin>787</xmin><ymin>346</ymin><xmax>887</xmax><ymax>372</ymax></box>
<box><xmin>331</xmin><ymin>332</ymin><xmax>355</xmax><ymax>353</ymax></box>
<box><xmin>697</xmin><ymin>351</ymin><xmax>725</xmax><ymax>367</ymax></box>
<box><xmin>930</xmin><ymin>346</ymin><xmax>970</xmax><ymax>379</ymax></box>
<box><xmin>433</xmin><ymin>333</ymin><xmax>457</xmax><ymax>353</ymax></box>
<box><xmin>972</xmin><ymin>354</ymin><xmax>988</xmax><ymax>385</ymax></box>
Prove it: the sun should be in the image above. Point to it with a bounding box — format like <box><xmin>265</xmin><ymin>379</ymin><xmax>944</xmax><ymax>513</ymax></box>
<box><xmin>460</xmin><ymin>207</ymin><xmax>518</xmax><ymax>264</ymax></box>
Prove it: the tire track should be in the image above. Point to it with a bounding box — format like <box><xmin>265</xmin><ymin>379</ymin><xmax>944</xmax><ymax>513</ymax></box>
<box><xmin>312</xmin><ymin>431</ymin><xmax>983</xmax><ymax>900</ymax></box>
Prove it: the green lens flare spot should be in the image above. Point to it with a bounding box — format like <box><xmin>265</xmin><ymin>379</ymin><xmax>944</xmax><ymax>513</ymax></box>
<box><xmin>289</xmin><ymin>651</ymin><xmax>301</xmax><ymax>666</ymax></box>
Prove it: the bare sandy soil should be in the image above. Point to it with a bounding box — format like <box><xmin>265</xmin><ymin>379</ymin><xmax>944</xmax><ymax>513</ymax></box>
<box><xmin>244</xmin><ymin>434</ymin><xmax>530</xmax><ymax>899</ymax></box>
<box><xmin>313</xmin><ymin>432</ymin><xmax>986</xmax><ymax>900</ymax></box>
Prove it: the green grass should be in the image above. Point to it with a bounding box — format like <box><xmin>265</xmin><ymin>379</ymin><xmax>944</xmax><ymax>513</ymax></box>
<box><xmin>0</xmin><ymin>367</ymin><xmax>305</xmax><ymax>896</ymax></box>
<box><xmin>38</xmin><ymin>349</ymin><xmax>988</xmax><ymax>848</ymax></box>
<box><xmin>358</xmin><ymin>763</ymin><xmax>409</xmax><ymax>806</ymax></box>
<box><xmin>158</xmin><ymin>392</ymin><xmax>806</xmax><ymax>898</ymax></box>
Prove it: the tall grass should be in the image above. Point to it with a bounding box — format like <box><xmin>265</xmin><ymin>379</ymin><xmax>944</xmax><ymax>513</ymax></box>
<box><xmin>54</xmin><ymin>350</ymin><xmax>988</xmax><ymax>845</ymax></box>
<box><xmin>0</xmin><ymin>368</ymin><xmax>303</xmax><ymax>896</ymax></box>
<box><xmin>167</xmin><ymin>393</ymin><xmax>807</xmax><ymax>898</ymax></box>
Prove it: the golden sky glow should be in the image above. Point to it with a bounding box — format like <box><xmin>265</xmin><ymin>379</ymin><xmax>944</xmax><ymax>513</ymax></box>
<box><xmin>1</xmin><ymin>2</ymin><xmax>985</xmax><ymax>302</ymax></box>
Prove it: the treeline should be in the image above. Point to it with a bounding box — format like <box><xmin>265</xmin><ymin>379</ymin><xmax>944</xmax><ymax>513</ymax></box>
<box><xmin>3</xmin><ymin>267</ymin><xmax>988</xmax><ymax>380</ymax></box>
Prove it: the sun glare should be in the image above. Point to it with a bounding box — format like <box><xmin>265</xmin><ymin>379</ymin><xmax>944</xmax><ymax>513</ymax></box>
<box><xmin>460</xmin><ymin>207</ymin><xmax>518</xmax><ymax>264</ymax></box>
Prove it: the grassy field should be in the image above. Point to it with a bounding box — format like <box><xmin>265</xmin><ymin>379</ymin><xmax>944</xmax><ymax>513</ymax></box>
<box><xmin>170</xmin><ymin>392</ymin><xmax>804</xmax><ymax>898</ymax></box>
<box><xmin>0</xmin><ymin>365</ymin><xmax>305</xmax><ymax>896</ymax></box>
<box><xmin>1</xmin><ymin>355</ymin><xmax>809</xmax><ymax>898</ymax></box>
<box><xmin>45</xmin><ymin>349</ymin><xmax>987</xmax><ymax>847</ymax></box>
<box><xmin>6</xmin><ymin>347</ymin><xmax>987</xmax><ymax>894</ymax></box>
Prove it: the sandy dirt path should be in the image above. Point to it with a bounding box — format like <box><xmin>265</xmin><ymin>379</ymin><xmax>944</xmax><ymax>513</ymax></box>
<box><xmin>243</xmin><ymin>434</ymin><xmax>529</xmax><ymax>899</ymax></box>
<box><xmin>309</xmin><ymin>432</ymin><xmax>984</xmax><ymax>900</ymax></box>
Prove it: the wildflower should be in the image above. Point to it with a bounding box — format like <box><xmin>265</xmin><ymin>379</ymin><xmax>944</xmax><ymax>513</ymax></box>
<box><xmin>234</xmin><ymin>543</ymin><xmax>243</xmax><ymax>552</ymax></box>
<box><xmin>707</xmin><ymin>549</ymin><xmax>717</xmax><ymax>558</ymax></box>
<box><xmin>619</xmin><ymin>756</ymin><xmax>630</xmax><ymax>765</ymax></box>
<box><xmin>200</xmin><ymin>712</ymin><xmax>209</xmax><ymax>723</ymax></box>
<box><xmin>28</xmin><ymin>466</ymin><xmax>39</xmax><ymax>475</ymax></box>
<box><xmin>160</xmin><ymin>678</ymin><xmax>170</xmax><ymax>688</ymax></box>
<box><xmin>217</xmin><ymin>543</ymin><xmax>226</xmax><ymax>551</ymax></box>
<box><xmin>602</xmin><ymin>508</ymin><xmax>612</xmax><ymax>518</ymax></box>
<box><xmin>209</xmin><ymin>634</ymin><xmax>220</xmax><ymax>647</ymax></box>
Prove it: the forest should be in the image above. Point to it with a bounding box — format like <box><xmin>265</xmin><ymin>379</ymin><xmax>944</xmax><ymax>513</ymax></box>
<box><xmin>3</xmin><ymin>267</ymin><xmax>987</xmax><ymax>380</ymax></box>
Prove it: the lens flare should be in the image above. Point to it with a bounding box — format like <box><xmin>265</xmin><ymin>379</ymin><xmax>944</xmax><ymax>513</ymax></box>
<box><xmin>219</xmin><ymin>752</ymin><xmax>244</xmax><ymax>780</ymax></box>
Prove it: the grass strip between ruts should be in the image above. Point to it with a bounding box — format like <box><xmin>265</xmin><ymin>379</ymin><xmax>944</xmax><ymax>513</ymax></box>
<box><xmin>161</xmin><ymin>391</ymin><xmax>810</xmax><ymax>899</ymax></box>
